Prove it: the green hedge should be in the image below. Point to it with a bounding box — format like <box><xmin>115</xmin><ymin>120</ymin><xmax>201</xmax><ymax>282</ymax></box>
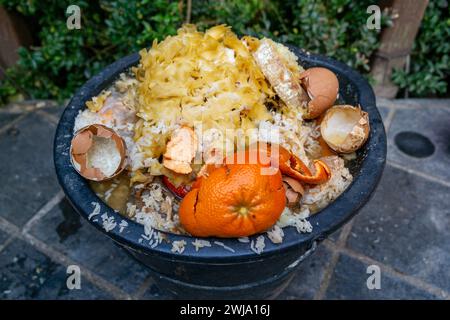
<box><xmin>392</xmin><ymin>0</ymin><xmax>449</xmax><ymax>97</ymax></box>
<box><xmin>0</xmin><ymin>0</ymin><xmax>447</xmax><ymax>105</ymax></box>
<box><xmin>0</xmin><ymin>0</ymin><xmax>182</xmax><ymax>104</ymax></box>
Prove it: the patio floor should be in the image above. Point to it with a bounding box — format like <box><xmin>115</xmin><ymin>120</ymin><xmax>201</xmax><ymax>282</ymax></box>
<box><xmin>0</xmin><ymin>98</ymin><xmax>449</xmax><ymax>300</ymax></box>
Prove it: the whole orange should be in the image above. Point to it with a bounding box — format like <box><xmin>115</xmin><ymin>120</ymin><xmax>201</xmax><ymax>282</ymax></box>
<box><xmin>179</xmin><ymin>150</ymin><xmax>286</xmax><ymax>238</ymax></box>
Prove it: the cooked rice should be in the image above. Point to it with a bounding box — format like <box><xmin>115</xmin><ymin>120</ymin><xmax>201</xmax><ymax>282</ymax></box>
<box><xmin>119</xmin><ymin>220</ymin><xmax>128</xmax><ymax>233</ymax></box>
<box><xmin>104</xmin><ymin>183</ymin><xmax>118</xmax><ymax>202</ymax></box>
<box><xmin>214</xmin><ymin>241</ymin><xmax>235</xmax><ymax>253</ymax></box>
<box><xmin>171</xmin><ymin>240</ymin><xmax>187</xmax><ymax>254</ymax></box>
<box><xmin>88</xmin><ymin>202</ymin><xmax>101</xmax><ymax>220</ymax></box>
<box><xmin>250</xmin><ymin>236</ymin><xmax>266</xmax><ymax>254</ymax></box>
<box><xmin>267</xmin><ymin>225</ymin><xmax>284</xmax><ymax>244</ymax></box>
<box><xmin>301</xmin><ymin>156</ymin><xmax>352</xmax><ymax>212</ymax></box>
<box><xmin>192</xmin><ymin>239</ymin><xmax>212</xmax><ymax>251</ymax></box>
<box><xmin>101</xmin><ymin>213</ymin><xmax>117</xmax><ymax>232</ymax></box>
<box><xmin>238</xmin><ymin>237</ymin><xmax>250</xmax><ymax>243</ymax></box>
<box><xmin>131</xmin><ymin>182</ymin><xmax>182</xmax><ymax>233</ymax></box>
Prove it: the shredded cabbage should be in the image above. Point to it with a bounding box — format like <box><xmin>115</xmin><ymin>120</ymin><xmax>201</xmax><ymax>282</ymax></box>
<box><xmin>133</xmin><ymin>25</ymin><xmax>275</xmax><ymax>164</ymax></box>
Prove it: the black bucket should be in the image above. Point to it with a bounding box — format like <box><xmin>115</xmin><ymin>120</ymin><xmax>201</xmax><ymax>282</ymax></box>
<box><xmin>54</xmin><ymin>47</ymin><xmax>386</xmax><ymax>299</ymax></box>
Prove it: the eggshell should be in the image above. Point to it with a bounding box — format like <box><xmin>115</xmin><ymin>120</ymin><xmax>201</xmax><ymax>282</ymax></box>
<box><xmin>299</xmin><ymin>67</ymin><xmax>339</xmax><ymax>119</ymax></box>
<box><xmin>320</xmin><ymin>105</ymin><xmax>370</xmax><ymax>153</ymax></box>
<box><xmin>282</xmin><ymin>176</ymin><xmax>305</xmax><ymax>195</ymax></box>
<box><xmin>70</xmin><ymin>124</ymin><xmax>127</xmax><ymax>181</ymax></box>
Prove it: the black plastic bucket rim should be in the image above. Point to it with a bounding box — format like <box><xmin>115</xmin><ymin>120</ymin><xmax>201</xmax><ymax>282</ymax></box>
<box><xmin>54</xmin><ymin>47</ymin><xmax>386</xmax><ymax>263</ymax></box>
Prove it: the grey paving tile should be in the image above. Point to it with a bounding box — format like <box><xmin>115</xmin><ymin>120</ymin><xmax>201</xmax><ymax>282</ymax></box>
<box><xmin>327</xmin><ymin>229</ymin><xmax>341</xmax><ymax>243</ymax></box>
<box><xmin>325</xmin><ymin>254</ymin><xmax>439</xmax><ymax>299</ymax></box>
<box><xmin>387</xmin><ymin>106</ymin><xmax>450</xmax><ymax>181</ymax></box>
<box><xmin>326</xmin><ymin>217</ymin><xmax>356</xmax><ymax>243</ymax></box>
<box><xmin>277</xmin><ymin>244</ymin><xmax>332</xmax><ymax>299</ymax></box>
<box><xmin>41</xmin><ymin>105</ymin><xmax>65</xmax><ymax>121</ymax></box>
<box><xmin>29</xmin><ymin>197</ymin><xmax>152</xmax><ymax>294</ymax></box>
<box><xmin>141</xmin><ymin>280</ymin><xmax>171</xmax><ymax>300</ymax></box>
<box><xmin>0</xmin><ymin>113</ymin><xmax>60</xmax><ymax>227</ymax></box>
<box><xmin>0</xmin><ymin>238</ymin><xmax>111</xmax><ymax>299</ymax></box>
<box><xmin>35</xmin><ymin>266</ymin><xmax>113</xmax><ymax>300</ymax></box>
<box><xmin>0</xmin><ymin>229</ymin><xmax>9</xmax><ymax>246</ymax></box>
<box><xmin>346</xmin><ymin>165</ymin><xmax>450</xmax><ymax>292</ymax></box>
<box><xmin>395</xmin><ymin>99</ymin><xmax>450</xmax><ymax>109</ymax></box>
<box><xmin>375</xmin><ymin>97</ymin><xmax>395</xmax><ymax>109</ymax></box>
<box><xmin>0</xmin><ymin>112</ymin><xmax>22</xmax><ymax>129</ymax></box>
<box><xmin>377</xmin><ymin>105</ymin><xmax>390</xmax><ymax>127</ymax></box>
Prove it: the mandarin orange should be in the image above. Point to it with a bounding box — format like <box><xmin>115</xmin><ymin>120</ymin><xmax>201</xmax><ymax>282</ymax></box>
<box><xmin>179</xmin><ymin>149</ymin><xmax>286</xmax><ymax>238</ymax></box>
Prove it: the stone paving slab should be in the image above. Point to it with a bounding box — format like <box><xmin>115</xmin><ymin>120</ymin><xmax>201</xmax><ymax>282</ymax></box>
<box><xmin>389</xmin><ymin>98</ymin><xmax>450</xmax><ymax>109</ymax></box>
<box><xmin>277</xmin><ymin>244</ymin><xmax>332</xmax><ymax>299</ymax></box>
<box><xmin>327</xmin><ymin>229</ymin><xmax>341</xmax><ymax>243</ymax></box>
<box><xmin>141</xmin><ymin>283</ymin><xmax>168</xmax><ymax>300</ymax></box>
<box><xmin>0</xmin><ymin>238</ymin><xmax>112</xmax><ymax>299</ymax></box>
<box><xmin>28</xmin><ymin>197</ymin><xmax>154</xmax><ymax>295</ymax></box>
<box><xmin>0</xmin><ymin>113</ymin><xmax>61</xmax><ymax>227</ymax></box>
<box><xmin>325</xmin><ymin>255</ymin><xmax>439</xmax><ymax>300</ymax></box>
<box><xmin>346</xmin><ymin>165</ymin><xmax>450</xmax><ymax>293</ymax></box>
<box><xmin>42</xmin><ymin>106</ymin><xmax>64</xmax><ymax>120</ymax></box>
<box><xmin>34</xmin><ymin>265</ymin><xmax>113</xmax><ymax>299</ymax></box>
<box><xmin>0</xmin><ymin>112</ymin><xmax>21</xmax><ymax>130</ymax></box>
<box><xmin>387</xmin><ymin>105</ymin><xmax>450</xmax><ymax>181</ymax></box>
<box><xmin>0</xmin><ymin>230</ymin><xmax>9</xmax><ymax>246</ymax></box>
<box><xmin>376</xmin><ymin>105</ymin><xmax>391</xmax><ymax>127</ymax></box>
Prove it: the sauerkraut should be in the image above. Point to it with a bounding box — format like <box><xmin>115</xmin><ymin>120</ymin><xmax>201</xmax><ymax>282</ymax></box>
<box><xmin>132</xmin><ymin>25</ymin><xmax>276</xmax><ymax>172</ymax></box>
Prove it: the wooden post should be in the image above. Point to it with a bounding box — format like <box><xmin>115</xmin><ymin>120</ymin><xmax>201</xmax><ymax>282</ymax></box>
<box><xmin>370</xmin><ymin>0</ymin><xmax>428</xmax><ymax>98</ymax></box>
<box><xmin>0</xmin><ymin>6</ymin><xmax>32</xmax><ymax>79</ymax></box>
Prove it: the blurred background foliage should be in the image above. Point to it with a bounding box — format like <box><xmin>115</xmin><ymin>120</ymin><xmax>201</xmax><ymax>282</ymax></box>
<box><xmin>391</xmin><ymin>0</ymin><xmax>449</xmax><ymax>97</ymax></box>
<box><xmin>0</xmin><ymin>0</ymin><xmax>448</xmax><ymax>105</ymax></box>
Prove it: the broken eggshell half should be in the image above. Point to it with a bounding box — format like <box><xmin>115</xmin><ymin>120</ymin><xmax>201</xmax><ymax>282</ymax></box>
<box><xmin>299</xmin><ymin>67</ymin><xmax>339</xmax><ymax>119</ymax></box>
<box><xmin>320</xmin><ymin>105</ymin><xmax>370</xmax><ymax>154</ymax></box>
<box><xmin>70</xmin><ymin>124</ymin><xmax>127</xmax><ymax>181</ymax></box>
